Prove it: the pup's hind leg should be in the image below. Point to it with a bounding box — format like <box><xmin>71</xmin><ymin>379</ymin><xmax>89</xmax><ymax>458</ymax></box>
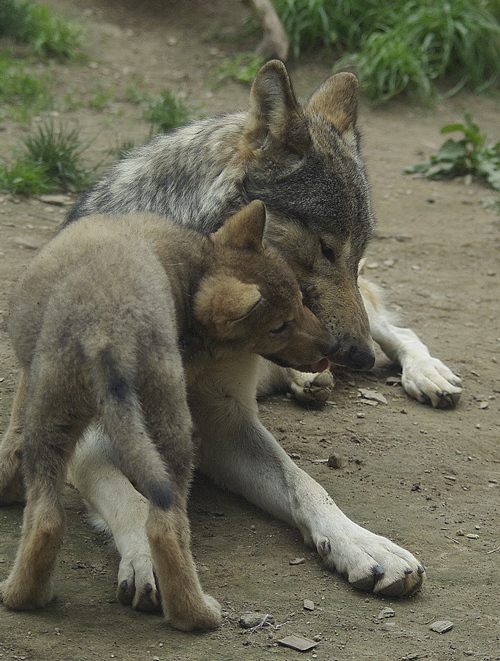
<box><xmin>0</xmin><ymin>371</ymin><xmax>85</xmax><ymax>610</ymax></box>
<box><xmin>147</xmin><ymin>503</ymin><xmax>221</xmax><ymax>631</ymax></box>
<box><xmin>139</xmin><ymin>356</ymin><xmax>221</xmax><ymax>631</ymax></box>
<box><xmin>0</xmin><ymin>371</ymin><xmax>28</xmax><ymax>504</ymax></box>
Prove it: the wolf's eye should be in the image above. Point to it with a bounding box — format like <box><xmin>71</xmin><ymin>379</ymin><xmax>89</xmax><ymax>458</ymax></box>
<box><xmin>270</xmin><ymin>321</ymin><xmax>288</xmax><ymax>334</ymax></box>
<box><xmin>320</xmin><ymin>239</ymin><xmax>335</xmax><ymax>263</ymax></box>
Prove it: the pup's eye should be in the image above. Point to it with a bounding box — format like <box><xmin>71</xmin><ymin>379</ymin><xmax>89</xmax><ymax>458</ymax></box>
<box><xmin>270</xmin><ymin>321</ymin><xmax>288</xmax><ymax>334</ymax></box>
<box><xmin>320</xmin><ymin>239</ymin><xmax>335</xmax><ymax>263</ymax></box>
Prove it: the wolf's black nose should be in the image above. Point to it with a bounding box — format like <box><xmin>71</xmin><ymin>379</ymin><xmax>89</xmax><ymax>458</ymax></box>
<box><xmin>345</xmin><ymin>345</ymin><xmax>375</xmax><ymax>370</ymax></box>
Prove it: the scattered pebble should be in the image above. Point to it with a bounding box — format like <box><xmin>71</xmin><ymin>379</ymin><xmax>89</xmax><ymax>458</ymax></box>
<box><xmin>378</xmin><ymin>607</ymin><xmax>395</xmax><ymax>619</ymax></box>
<box><xmin>358</xmin><ymin>388</ymin><xmax>388</xmax><ymax>405</ymax></box>
<box><xmin>327</xmin><ymin>453</ymin><xmax>343</xmax><ymax>469</ymax></box>
<box><xmin>303</xmin><ymin>599</ymin><xmax>315</xmax><ymax>611</ymax></box>
<box><xmin>466</xmin><ymin>533</ymin><xmax>479</xmax><ymax>539</ymax></box>
<box><xmin>289</xmin><ymin>557</ymin><xmax>306</xmax><ymax>565</ymax></box>
<box><xmin>239</xmin><ymin>612</ymin><xmax>273</xmax><ymax>629</ymax></box>
<box><xmin>429</xmin><ymin>620</ymin><xmax>454</xmax><ymax>633</ymax></box>
<box><xmin>12</xmin><ymin>237</ymin><xmax>41</xmax><ymax>250</ymax></box>
<box><xmin>37</xmin><ymin>194</ymin><xmax>73</xmax><ymax>206</ymax></box>
<box><xmin>277</xmin><ymin>634</ymin><xmax>318</xmax><ymax>652</ymax></box>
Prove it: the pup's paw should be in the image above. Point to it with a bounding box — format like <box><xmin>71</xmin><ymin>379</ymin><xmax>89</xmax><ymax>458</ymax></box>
<box><xmin>290</xmin><ymin>369</ymin><xmax>333</xmax><ymax>405</ymax></box>
<box><xmin>117</xmin><ymin>552</ymin><xmax>161</xmax><ymax>613</ymax></box>
<box><xmin>0</xmin><ymin>578</ymin><xmax>54</xmax><ymax>610</ymax></box>
<box><xmin>402</xmin><ymin>357</ymin><xmax>462</xmax><ymax>408</ymax></box>
<box><xmin>0</xmin><ymin>451</ymin><xmax>25</xmax><ymax>505</ymax></box>
<box><xmin>168</xmin><ymin>593</ymin><xmax>222</xmax><ymax>632</ymax></box>
<box><xmin>317</xmin><ymin>530</ymin><xmax>425</xmax><ymax>597</ymax></box>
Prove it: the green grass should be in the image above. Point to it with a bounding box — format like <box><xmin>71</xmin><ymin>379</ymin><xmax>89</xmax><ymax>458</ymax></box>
<box><xmin>0</xmin><ymin>122</ymin><xmax>93</xmax><ymax>195</ymax></box>
<box><xmin>143</xmin><ymin>90</ymin><xmax>191</xmax><ymax>134</ymax></box>
<box><xmin>0</xmin><ymin>52</ymin><xmax>53</xmax><ymax>118</ymax></box>
<box><xmin>0</xmin><ymin>0</ymin><xmax>83</xmax><ymax>60</ymax></box>
<box><xmin>272</xmin><ymin>0</ymin><xmax>500</xmax><ymax>103</ymax></box>
<box><xmin>213</xmin><ymin>53</ymin><xmax>267</xmax><ymax>85</ymax></box>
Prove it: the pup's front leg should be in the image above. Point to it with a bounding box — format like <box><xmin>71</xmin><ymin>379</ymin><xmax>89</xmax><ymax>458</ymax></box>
<box><xmin>192</xmin><ymin>355</ymin><xmax>425</xmax><ymax>597</ymax></box>
<box><xmin>0</xmin><ymin>371</ymin><xmax>28</xmax><ymax>505</ymax></box>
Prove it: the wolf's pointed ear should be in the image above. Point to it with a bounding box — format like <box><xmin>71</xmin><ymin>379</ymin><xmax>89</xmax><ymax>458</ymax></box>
<box><xmin>243</xmin><ymin>60</ymin><xmax>310</xmax><ymax>156</ymax></box>
<box><xmin>194</xmin><ymin>276</ymin><xmax>262</xmax><ymax>338</ymax></box>
<box><xmin>212</xmin><ymin>200</ymin><xmax>266</xmax><ymax>251</ymax></box>
<box><xmin>307</xmin><ymin>72</ymin><xmax>359</xmax><ymax>135</ymax></box>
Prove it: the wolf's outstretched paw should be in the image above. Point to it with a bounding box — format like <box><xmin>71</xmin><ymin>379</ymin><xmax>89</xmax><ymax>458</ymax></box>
<box><xmin>117</xmin><ymin>553</ymin><xmax>161</xmax><ymax>612</ymax></box>
<box><xmin>317</xmin><ymin>532</ymin><xmax>425</xmax><ymax>597</ymax></box>
<box><xmin>290</xmin><ymin>369</ymin><xmax>333</xmax><ymax>405</ymax></box>
<box><xmin>402</xmin><ymin>357</ymin><xmax>462</xmax><ymax>408</ymax></box>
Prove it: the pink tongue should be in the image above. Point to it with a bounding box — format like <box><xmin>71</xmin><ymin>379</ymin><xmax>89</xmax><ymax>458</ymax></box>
<box><xmin>310</xmin><ymin>358</ymin><xmax>330</xmax><ymax>373</ymax></box>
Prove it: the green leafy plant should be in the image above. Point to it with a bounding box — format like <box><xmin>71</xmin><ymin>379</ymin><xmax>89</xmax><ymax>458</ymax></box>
<box><xmin>405</xmin><ymin>112</ymin><xmax>500</xmax><ymax>193</ymax></box>
<box><xmin>213</xmin><ymin>53</ymin><xmax>266</xmax><ymax>85</ymax></box>
<box><xmin>0</xmin><ymin>0</ymin><xmax>83</xmax><ymax>60</ymax></box>
<box><xmin>143</xmin><ymin>90</ymin><xmax>191</xmax><ymax>134</ymax></box>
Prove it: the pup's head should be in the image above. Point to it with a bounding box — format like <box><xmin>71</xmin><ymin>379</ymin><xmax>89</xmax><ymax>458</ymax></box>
<box><xmin>194</xmin><ymin>200</ymin><xmax>337</xmax><ymax>373</ymax></box>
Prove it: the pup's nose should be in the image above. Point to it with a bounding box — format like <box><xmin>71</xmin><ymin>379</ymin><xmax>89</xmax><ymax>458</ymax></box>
<box><xmin>345</xmin><ymin>345</ymin><xmax>375</xmax><ymax>370</ymax></box>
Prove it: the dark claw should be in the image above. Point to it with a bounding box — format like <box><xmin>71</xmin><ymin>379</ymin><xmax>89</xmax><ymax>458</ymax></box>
<box><xmin>417</xmin><ymin>565</ymin><xmax>425</xmax><ymax>574</ymax></box>
<box><xmin>404</xmin><ymin>567</ymin><xmax>413</xmax><ymax>575</ymax></box>
<box><xmin>117</xmin><ymin>579</ymin><xmax>134</xmax><ymax>606</ymax></box>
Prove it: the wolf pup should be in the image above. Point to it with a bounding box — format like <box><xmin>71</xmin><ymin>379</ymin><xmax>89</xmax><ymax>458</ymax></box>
<box><xmin>0</xmin><ymin>201</ymin><xmax>335</xmax><ymax>631</ymax></box>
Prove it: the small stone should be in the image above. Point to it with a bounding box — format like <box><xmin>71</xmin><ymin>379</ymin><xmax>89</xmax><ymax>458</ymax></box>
<box><xmin>239</xmin><ymin>612</ymin><xmax>273</xmax><ymax>629</ymax></box>
<box><xmin>277</xmin><ymin>634</ymin><xmax>318</xmax><ymax>652</ymax></box>
<box><xmin>358</xmin><ymin>388</ymin><xmax>388</xmax><ymax>405</ymax></box>
<box><xmin>429</xmin><ymin>620</ymin><xmax>454</xmax><ymax>633</ymax></box>
<box><xmin>303</xmin><ymin>599</ymin><xmax>314</xmax><ymax>611</ymax></box>
<box><xmin>377</xmin><ymin>607</ymin><xmax>395</xmax><ymax>619</ymax></box>
<box><xmin>466</xmin><ymin>533</ymin><xmax>479</xmax><ymax>539</ymax></box>
<box><xmin>289</xmin><ymin>557</ymin><xmax>306</xmax><ymax>565</ymax></box>
<box><xmin>38</xmin><ymin>194</ymin><xmax>72</xmax><ymax>206</ymax></box>
<box><xmin>327</xmin><ymin>453</ymin><xmax>343</xmax><ymax>469</ymax></box>
<box><xmin>479</xmin><ymin>401</ymin><xmax>489</xmax><ymax>409</ymax></box>
<box><xmin>12</xmin><ymin>236</ymin><xmax>41</xmax><ymax>250</ymax></box>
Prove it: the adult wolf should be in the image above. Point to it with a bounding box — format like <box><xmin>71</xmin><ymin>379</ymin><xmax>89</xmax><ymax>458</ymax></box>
<box><xmin>29</xmin><ymin>61</ymin><xmax>465</xmax><ymax>608</ymax></box>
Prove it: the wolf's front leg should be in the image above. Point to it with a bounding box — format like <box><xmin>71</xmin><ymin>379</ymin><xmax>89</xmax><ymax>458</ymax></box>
<box><xmin>69</xmin><ymin>425</ymin><xmax>160</xmax><ymax>612</ymax></box>
<box><xmin>191</xmin><ymin>356</ymin><xmax>425</xmax><ymax>597</ymax></box>
<box><xmin>359</xmin><ymin>277</ymin><xmax>462</xmax><ymax>408</ymax></box>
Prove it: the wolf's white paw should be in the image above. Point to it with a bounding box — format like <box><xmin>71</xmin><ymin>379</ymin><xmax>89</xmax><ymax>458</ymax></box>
<box><xmin>116</xmin><ymin>552</ymin><xmax>161</xmax><ymax>612</ymax></box>
<box><xmin>402</xmin><ymin>357</ymin><xmax>462</xmax><ymax>408</ymax></box>
<box><xmin>290</xmin><ymin>369</ymin><xmax>333</xmax><ymax>405</ymax></box>
<box><xmin>317</xmin><ymin>528</ymin><xmax>425</xmax><ymax>597</ymax></box>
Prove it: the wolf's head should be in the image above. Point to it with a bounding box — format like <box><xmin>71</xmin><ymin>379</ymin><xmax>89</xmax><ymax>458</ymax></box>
<box><xmin>238</xmin><ymin>61</ymin><xmax>375</xmax><ymax>370</ymax></box>
<box><xmin>194</xmin><ymin>200</ymin><xmax>337</xmax><ymax>373</ymax></box>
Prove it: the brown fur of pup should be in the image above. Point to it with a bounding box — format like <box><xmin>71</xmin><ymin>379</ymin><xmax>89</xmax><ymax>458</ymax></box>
<box><xmin>0</xmin><ymin>200</ymin><xmax>335</xmax><ymax>631</ymax></box>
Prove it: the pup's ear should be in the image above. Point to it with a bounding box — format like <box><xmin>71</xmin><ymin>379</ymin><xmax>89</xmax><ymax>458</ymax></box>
<box><xmin>194</xmin><ymin>276</ymin><xmax>262</xmax><ymax>338</ymax></box>
<box><xmin>243</xmin><ymin>60</ymin><xmax>310</xmax><ymax>156</ymax></box>
<box><xmin>212</xmin><ymin>200</ymin><xmax>266</xmax><ymax>252</ymax></box>
<box><xmin>307</xmin><ymin>72</ymin><xmax>359</xmax><ymax>135</ymax></box>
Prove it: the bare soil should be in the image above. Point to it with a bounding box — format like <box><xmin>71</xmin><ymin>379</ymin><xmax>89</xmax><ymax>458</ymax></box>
<box><xmin>1</xmin><ymin>2</ymin><xmax>499</xmax><ymax>660</ymax></box>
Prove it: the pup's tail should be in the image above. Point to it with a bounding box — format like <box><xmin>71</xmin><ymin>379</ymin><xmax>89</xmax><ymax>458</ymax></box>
<box><xmin>94</xmin><ymin>350</ymin><xmax>174</xmax><ymax>510</ymax></box>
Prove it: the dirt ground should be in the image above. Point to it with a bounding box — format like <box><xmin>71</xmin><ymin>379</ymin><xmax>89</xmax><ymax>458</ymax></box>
<box><xmin>1</xmin><ymin>1</ymin><xmax>499</xmax><ymax>660</ymax></box>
